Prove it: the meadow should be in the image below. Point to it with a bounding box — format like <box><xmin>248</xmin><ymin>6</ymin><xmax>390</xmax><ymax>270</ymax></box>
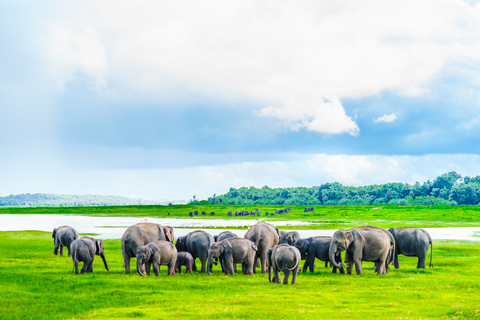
<box><xmin>1</xmin><ymin>205</ymin><xmax>480</xmax><ymax>319</ymax></box>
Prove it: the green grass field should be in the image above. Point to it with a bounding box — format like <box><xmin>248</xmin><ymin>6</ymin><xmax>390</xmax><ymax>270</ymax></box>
<box><xmin>0</xmin><ymin>230</ymin><xmax>479</xmax><ymax>319</ymax></box>
<box><xmin>1</xmin><ymin>205</ymin><xmax>480</xmax><ymax>319</ymax></box>
<box><xmin>2</xmin><ymin>204</ymin><xmax>480</xmax><ymax>229</ymax></box>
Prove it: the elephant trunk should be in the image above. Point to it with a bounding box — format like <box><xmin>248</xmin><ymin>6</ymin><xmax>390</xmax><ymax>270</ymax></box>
<box><xmin>268</xmin><ymin>266</ymin><xmax>272</xmax><ymax>282</ymax></box>
<box><xmin>137</xmin><ymin>258</ymin><xmax>146</xmax><ymax>276</ymax></box>
<box><xmin>101</xmin><ymin>252</ymin><xmax>109</xmax><ymax>271</ymax></box>
<box><xmin>329</xmin><ymin>242</ymin><xmax>342</xmax><ymax>269</ymax></box>
<box><xmin>207</xmin><ymin>254</ymin><xmax>213</xmax><ymax>275</ymax></box>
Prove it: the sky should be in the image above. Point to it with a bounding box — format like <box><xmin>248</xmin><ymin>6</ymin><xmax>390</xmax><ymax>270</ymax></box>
<box><xmin>2</xmin><ymin>0</ymin><xmax>480</xmax><ymax>201</ymax></box>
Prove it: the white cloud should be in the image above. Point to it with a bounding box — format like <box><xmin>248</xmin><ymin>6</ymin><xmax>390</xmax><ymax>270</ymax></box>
<box><xmin>374</xmin><ymin>113</ymin><xmax>398</xmax><ymax>123</ymax></box>
<box><xmin>257</xmin><ymin>96</ymin><xmax>359</xmax><ymax>135</ymax></box>
<box><xmin>36</xmin><ymin>0</ymin><xmax>480</xmax><ymax>118</ymax></box>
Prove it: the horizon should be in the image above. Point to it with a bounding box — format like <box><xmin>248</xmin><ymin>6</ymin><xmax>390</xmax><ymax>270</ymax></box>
<box><xmin>2</xmin><ymin>1</ymin><xmax>480</xmax><ymax>200</ymax></box>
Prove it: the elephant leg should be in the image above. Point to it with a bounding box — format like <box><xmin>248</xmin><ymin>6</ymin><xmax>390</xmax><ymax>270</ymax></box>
<box><xmin>234</xmin><ymin>263</ymin><xmax>238</xmax><ymax>274</ymax></box>
<box><xmin>394</xmin><ymin>252</ymin><xmax>400</xmax><ymax>269</ymax></box>
<box><xmin>74</xmin><ymin>259</ymin><xmax>79</xmax><ymax>274</ymax></box>
<box><xmin>335</xmin><ymin>254</ymin><xmax>345</xmax><ymax>274</ymax></box>
<box><xmin>200</xmin><ymin>258</ymin><xmax>207</xmax><ymax>273</ymax></box>
<box><xmin>354</xmin><ymin>260</ymin><xmax>362</xmax><ymax>275</ymax></box>
<box><xmin>60</xmin><ymin>245</ymin><xmax>64</xmax><ymax>256</ymax></box>
<box><xmin>417</xmin><ymin>254</ymin><xmax>427</xmax><ymax>269</ymax></box>
<box><xmin>345</xmin><ymin>252</ymin><xmax>353</xmax><ymax>275</ymax></box>
<box><xmin>124</xmin><ymin>256</ymin><xmax>131</xmax><ymax>274</ymax></box>
<box><xmin>145</xmin><ymin>261</ymin><xmax>152</xmax><ymax>276</ymax></box>
<box><xmin>302</xmin><ymin>260</ymin><xmax>308</xmax><ymax>273</ymax></box>
<box><xmin>283</xmin><ymin>269</ymin><xmax>291</xmax><ymax>285</ymax></box>
<box><xmin>260</xmin><ymin>250</ymin><xmax>268</xmax><ymax>273</ymax></box>
<box><xmin>87</xmin><ymin>262</ymin><xmax>93</xmax><ymax>273</ymax></box>
<box><xmin>153</xmin><ymin>261</ymin><xmax>160</xmax><ymax>276</ymax></box>
<box><xmin>168</xmin><ymin>262</ymin><xmax>175</xmax><ymax>276</ymax></box>
<box><xmin>291</xmin><ymin>267</ymin><xmax>299</xmax><ymax>284</ymax></box>
<box><xmin>81</xmin><ymin>261</ymin><xmax>88</xmax><ymax>273</ymax></box>
<box><xmin>324</xmin><ymin>261</ymin><xmax>328</xmax><ymax>268</ymax></box>
<box><xmin>273</xmin><ymin>268</ymin><xmax>280</xmax><ymax>283</ymax></box>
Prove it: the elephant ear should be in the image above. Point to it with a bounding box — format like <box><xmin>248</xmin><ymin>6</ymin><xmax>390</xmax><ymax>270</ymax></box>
<box><xmin>275</xmin><ymin>228</ymin><xmax>281</xmax><ymax>239</ymax></box>
<box><xmin>164</xmin><ymin>227</ymin><xmax>172</xmax><ymax>242</ymax></box>
<box><xmin>221</xmin><ymin>241</ymin><xmax>232</xmax><ymax>255</ymax></box>
<box><xmin>251</xmin><ymin>243</ymin><xmax>258</xmax><ymax>251</ymax></box>
<box><xmin>345</xmin><ymin>231</ymin><xmax>355</xmax><ymax>246</ymax></box>
<box><xmin>95</xmin><ymin>239</ymin><xmax>103</xmax><ymax>255</ymax></box>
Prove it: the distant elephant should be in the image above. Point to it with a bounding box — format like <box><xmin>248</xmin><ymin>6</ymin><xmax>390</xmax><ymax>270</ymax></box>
<box><xmin>267</xmin><ymin>244</ymin><xmax>301</xmax><ymax>284</ymax></box>
<box><xmin>175</xmin><ymin>230</ymin><xmax>214</xmax><ymax>273</ymax></box>
<box><xmin>121</xmin><ymin>223</ymin><xmax>174</xmax><ymax>274</ymax></box>
<box><xmin>71</xmin><ymin>236</ymin><xmax>109</xmax><ymax>274</ymax></box>
<box><xmin>278</xmin><ymin>230</ymin><xmax>301</xmax><ymax>245</ymax></box>
<box><xmin>175</xmin><ymin>252</ymin><xmax>194</xmax><ymax>274</ymax></box>
<box><xmin>207</xmin><ymin>237</ymin><xmax>258</xmax><ymax>275</ymax></box>
<box><xmin>388</xmin><ymin>227</ymin><xmax>433</xmax><ymax>269</ymax></box>
<box><xmin>136</xmin><ymin>241</ymin><xmax>177</xmax><ymax>276</ymax></box>
<box><xmin>329</xmin><ymin>226</ymin><xmax>394</xmax><ymax>275</ymax></box>
<box><xmin>293</xmin><ymin>236</ymin><xmax>344</xmax><ymax>273</ymax></box>
<box><xmin>244</xmin><ymin>222</ymin><xmax>280</xmax><ymax>273</ymax></box>
<box><xmin>52</xmin><ymin>226</ymin><xmax>79</xmax><ymax>256</ymax></box>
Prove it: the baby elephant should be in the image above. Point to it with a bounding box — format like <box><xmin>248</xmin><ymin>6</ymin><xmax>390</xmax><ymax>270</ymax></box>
<box><xmin>267</xmin><ymin>244</ymin><xmax>301</xmax><ymax>284</ymax></box>
<box><xmin>136</xmin><ymin>241</ymin><xmax>177</xmax><ymax>276</ymax></box>
<box><xmin>71</xmin><ymin>236</ymin><xmax>109</xmax><ymax>274</ymax></box>
<box><xmin>175</xmin><ymin>252</ymin><xmax>194</xmax><ymax>274</ymax></box>
<box><xmin>53</xmin><ymin>226</ymin><xmax>79</xmax><ymax>257</ymax></box>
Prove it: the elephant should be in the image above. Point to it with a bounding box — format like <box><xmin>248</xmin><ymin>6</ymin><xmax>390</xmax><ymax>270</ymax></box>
<box><xmin>214</xmin><ymin>231</ymin><xmax>238</xmax><ymax>242</ymax></box>
<box><xmin>175</xmin><ymin>252</ymin><xmax>194</xmax><ymax>274</ymax></box>
<box><xmin>329</xmin><ymin>226</ymin><xmax>394</xmax><ymax>275</ymax></box>
<box><xmin>70</xmin><ymin>236</ymin><xmax>109</xmax><ymax>274</ymax></box>
<box><xmin>52</xmin><ymin>226</ymin><xmax>79</xmax><ymax>256</ymax></box>
<box><xmin>136</xmin><ymin>241</ymin><xmax>177</xmax><ymax>276</ymax></box>
<box><xmin>121</xmin><ymin>223</ymin><xmax>174</xmax><ymax>274</ymax></box>
<box><xmin>278</xmin><ymin>230</ymin><xmax>301</xmax><ymax>245</ymax></box>
<box><xmin>293</xmin><ymin>236</ymin><xmax>344</xmax><ymax>273</ymax></box>
<box><xmin>388</xmin><ymin>227</ymin><xmax>433</xmax><ymax>269</ymax></box>
<box><xmin>175</xmin><ymin>230</ymin><xmax>214</xmax><ymax>273</ymax></box>
<box><xmin>267</xmin><ymin>244</ymin><xmax>301</xmax><ymax>284</ymax></box>
<box><xmin>244</xmin><ymin>222</ymin><xmax>280</xmax><ymax>273</ymax></box>
<box><xmin>207</xmin><ymin>237</ymin><xmax>258</xmax><ymax>276</ymax></box>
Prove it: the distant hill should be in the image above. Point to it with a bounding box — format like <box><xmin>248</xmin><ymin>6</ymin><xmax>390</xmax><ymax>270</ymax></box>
<box><xmin>0</xmin><ymin>193</ymin><xmax>186</xmax><ymax>207</ymax></box>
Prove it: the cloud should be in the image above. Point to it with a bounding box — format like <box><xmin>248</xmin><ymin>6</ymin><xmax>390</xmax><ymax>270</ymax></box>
<box><xmin>374</xmin><ymin>113</ymin><xmax>397</xmax><ymax>123</ymax></box>
<box><xmin>257</xmin><ymin>96</ymin><xmax>359</xmax><ymax>135</ymax></box>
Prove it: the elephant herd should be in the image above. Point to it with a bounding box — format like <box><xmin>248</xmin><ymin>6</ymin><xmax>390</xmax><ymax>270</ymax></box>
<box><xmin>52</xmin><ymin>222</ymin><xmax>433</xmax><ymax>284</ymax></box>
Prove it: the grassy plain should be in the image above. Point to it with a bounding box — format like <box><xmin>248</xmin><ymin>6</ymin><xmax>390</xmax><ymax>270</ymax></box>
<box><xmin>2</xmin><ymin>204</ymin><xmax>480</xmax><ymax>229</ymax></box>
<box><xmin>0</xmin><ymin>230</ymin><xmax>479</xmax><ymax>319</ymax></box>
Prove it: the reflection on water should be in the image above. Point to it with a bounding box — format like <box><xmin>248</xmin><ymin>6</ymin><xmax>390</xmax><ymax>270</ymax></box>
<box><xmin>1</xmin><ymin>214</ymin><xmax>479</xmax><ymax>241</ymax></box>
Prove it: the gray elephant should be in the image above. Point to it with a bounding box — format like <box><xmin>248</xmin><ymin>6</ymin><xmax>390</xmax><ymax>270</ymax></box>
<box><xmin>329</xmin><ymin>226</ymin><xmax>394</xmax><ymax>275</ymax></box>
<box><xmin>136</xmin><ymin>241</ymin><xmax>177</xmax><ymax>276</ymax></box>
<box><xmin>71</xmin><ymin>236</ymin><xmax>109</xmax><ymax>274</ymax></box>
<box><xmin>293</xmin><ymin>236</ymin><xmax>344</xmax><ymax>273</ymax></box>
<box><xmin>52</xmin><ymin>226</ymin><xmax>79</xmax><ymax>256</ymax></box>
<box><xmin>388</xmin><ymin>227</ymin><xmax>433</xmax><ymax>269</ymax></box>
<box><xmin>121</xmin><ymin>223</ymin><xmax>174</xmax><ymax>274</ymax></box>
<box><xmin>175</xmin><ymin>230</ymin><xmax>214</xmax><ymax>273</ymax></box>
<box><xmin>278</xmin><ymin>230</ymin><xmax>301</xmax><ymax>245</ymax></box>
<box><xmin>175</xmin><ymin>252</ymin><xmax>194</xmax><ymax>274</ymax></box>
<box><xmin>267</xmin><ymin>244</ymin><xmax>301</xmax><ymax>284</ymax></box>
<box><xmin>214</xmin><ymin>231</ymin><xmax>239</xmax><ymax>272</ymax></box>
<box><xmin>207</xmin><ymin>237</ymin><xmax>258</xmax><ymax>275</ymax></box>
<box><xmin>244</xmin><ymin>222</ymin><xmax>280</xmax><ymax>273</ymax></box>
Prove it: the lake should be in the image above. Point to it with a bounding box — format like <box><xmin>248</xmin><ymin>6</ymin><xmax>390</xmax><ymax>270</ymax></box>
<box><xmin>1</xmin><ymin>214</ymin><xmax>479</xmax><ymax>241</ymax></box>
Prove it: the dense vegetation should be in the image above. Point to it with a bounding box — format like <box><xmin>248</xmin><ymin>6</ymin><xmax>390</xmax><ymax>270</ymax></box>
<box><xmin>205</xmin><ymin>171</ymin><xmax>480</xmax><ymax>206</ymax></box>
<box><xmin>0</xmin><ymin>231</ymin><xmax>479</xmax><ymax>319</ymax></box>
<box><xmin>0</xmin><ymin>193</ymin><xmax>172</xmax><ymax>207</ymax></box>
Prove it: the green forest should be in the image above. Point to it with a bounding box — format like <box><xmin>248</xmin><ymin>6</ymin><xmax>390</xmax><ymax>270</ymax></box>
<box><xmin>204</xmin><ymin>171</ymin><xmax>480</xmax><ymax>206</ymax></box>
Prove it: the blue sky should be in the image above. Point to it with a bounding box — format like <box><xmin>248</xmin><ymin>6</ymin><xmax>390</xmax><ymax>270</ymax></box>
<box><xmin>2</xmin><ymin>0</ymin><xmax>480</xmax><ymax>201</ymax></box>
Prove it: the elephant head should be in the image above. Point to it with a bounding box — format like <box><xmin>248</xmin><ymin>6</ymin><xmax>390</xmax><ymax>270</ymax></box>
<box><xmin>329</xmin><ymin>229</ymin><xmax>355</xmax><ymax>269</ymax></box>
<box><xmin>207</xmin><ymin>242</ymin><xmax>228</xmax><ymax>275</ymax></box>
<box><xmin>293</xmin><ymin>239</ymin><xmax>309</xmax><ymax>260</ymax></box>
<box><xmin>136</xmin><ymin>245</ymin><xmax>153</xmax><ymax>276</ymax></box>
<box><xmin>163</xmin><ymin>226</ymin><xmax>174</xmax><ymax>242</ymax></box>
<box><xmin>94</xmin><ymin>239</ymin><xmax>109</xmax><ymax>271</ymax></box>
<box><xmin>175</xmin><ymin>236</ymin><xmax>187</xmax><ymax>252</ymax></box>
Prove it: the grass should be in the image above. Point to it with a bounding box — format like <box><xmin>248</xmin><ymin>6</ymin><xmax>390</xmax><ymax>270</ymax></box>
<box><xmin>2</xmin><ymin>204</ymin><xmax>480</xmax><ymax>229</ymax></box>
<box><xmin>1</xmin><ymin>231</ymin><xmax>480</xmax><ymax>319</ymax></box>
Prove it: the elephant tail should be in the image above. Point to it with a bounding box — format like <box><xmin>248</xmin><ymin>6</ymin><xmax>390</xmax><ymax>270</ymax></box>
<box><xmin>429</xmin><ymin>237</ymin><xmax>433</xmax><ymax>268</ymax></box>
<box><xmin>286</xmin><ymin>249</ymin><xmax>300</xmax><ymax>271</ymax></box>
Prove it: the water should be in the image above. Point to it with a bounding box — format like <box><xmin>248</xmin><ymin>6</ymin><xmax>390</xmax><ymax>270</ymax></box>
<box><xmin>1</xmin><ymin>214</ymin><xmax>479</xmax><ymax>241</ymax></box>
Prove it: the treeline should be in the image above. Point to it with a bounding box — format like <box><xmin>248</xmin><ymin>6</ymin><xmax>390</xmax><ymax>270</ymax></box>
<box><xmin>0</xmin><ymin>193</ymin><xmax>162</xmax><ymax>207</ymax></box>
<box><xmin>205</xmin><ymin>172</ymin><xmax>480</xmax><ymax>206</ymax></box>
